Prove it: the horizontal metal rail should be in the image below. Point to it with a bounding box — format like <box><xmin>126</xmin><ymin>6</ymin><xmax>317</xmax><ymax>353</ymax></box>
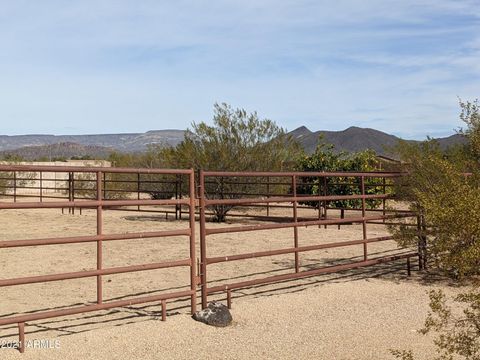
<box><xmin>202</xmin><ymin>170</ymin><xmax>405</xmax><ymax>177</ymax></box>
<box><xmin>0</xmin><ymin>164</ymin><xmax>192</xmax><ymax>174</ymax></box>
<box><xmin>0</xmin><ymin>259</ymin><xmax>191</xmax><ymax>287</ymax></box>
<box><xmin>0</xmin><ymin>289</ymin><xmax>194</xmax><ymax>326</ymax></box>
<box><xmin>0</xmin><ymin>229</ymin><xmax>190</xmax><ymax>248</ymax></box>
<box><xmin>206</xmin><ymin>253</ymin><xmax>417</xmax><ymax>294</ymax></box>
<box><xmin>0</xmin><ymin>198</ymin><xmax>189</xmax><ymax>209</ymax></box>
<box><xmin>205</xmin><ymin>213</ymin><xmax>412</xmax><ymax>235</ymax></box>
<box><xmin>1</xmin><ymin>167</ymin><xmax>423</xmax><ymax>354</ymax></box>
<box><xmin>204</xmin><ymin>193</ymin><xmax>392</xmax><ymax>206</ymax></box>
<box><xmin>206</xmin><ymin>235</ymin><xmax>395</xmax><ymax>264</ymax></box>
<box><xmin>199</xmin><ymin>170</ymin><xmax>419</xmax><ymax>309</ymax></box>
<box><xmin>0</xmin><ymin>166</ymin><xmax>197</xmax><ymax>353</ymax></box>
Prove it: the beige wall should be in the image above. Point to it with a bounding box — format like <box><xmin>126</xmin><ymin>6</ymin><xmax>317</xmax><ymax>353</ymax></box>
<box><xmin>0</xmin><ymin>160</ymin><xmax>111</xmax><ymax>196</ymax></box>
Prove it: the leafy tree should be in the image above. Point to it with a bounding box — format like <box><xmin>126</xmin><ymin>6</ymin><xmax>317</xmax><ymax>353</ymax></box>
<box><xmin>391</xmin><ymin>100</ymin><xmax>480</xmax><ymax>278</ymax></box>
<box><xmin>389</xmin><ymin>99</ymin><xmax>480</xmax><ymax>359</ymax></box>
<box><xmin>458</xmin><ymin>99</ymin><xmax>480</xmax><ymax>161</ymax></box>
<box><xmin>295</xmin><ymin>139</ymin><xmax>386</xmax><ymax>209</ymax></box>
<box><xmin>161</xmin><ymin>102</ymin><xmax>303</xmax><ymax>221</ymax></box>
<box><xmin>162</xmin><ymin>103</ymin><xmax>301</xmax><ymax>171</ymax></box>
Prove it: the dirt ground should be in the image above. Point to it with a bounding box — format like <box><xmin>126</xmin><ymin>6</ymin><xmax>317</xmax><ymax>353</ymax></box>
<box><xmin>0</xmin><ymin>202</ymin><xmax>467</xmax><ymax>359</ymax></box>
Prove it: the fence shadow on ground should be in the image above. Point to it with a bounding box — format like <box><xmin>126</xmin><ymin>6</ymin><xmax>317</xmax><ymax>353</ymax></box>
<box><xmin>0</xmin><ymin>251</ymin><xmax>439</xmax><ymax>345</ymax></box>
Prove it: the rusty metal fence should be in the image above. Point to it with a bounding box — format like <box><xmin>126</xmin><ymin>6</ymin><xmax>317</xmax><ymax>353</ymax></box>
<box><xmin>0</xmin><ymin>164</ymin><xmax>197</xmax><ymax>353</ymax></box>
<box><xmin>198</xmin><ymin>170</ymin><xmax>420</xmax><ymax>309</ymax></box>
<box><xmin>1</xmin><ymin>166</ymin><xmax>424</xmax><ymax>353</ymax></box>
<box><xmin>0</xmin><ymin>165</ymin><xmax>188</xmax><ymax>219</ymax></box>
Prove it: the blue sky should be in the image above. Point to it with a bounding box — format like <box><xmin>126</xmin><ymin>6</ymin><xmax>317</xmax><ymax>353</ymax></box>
<box><xmin>0</xmin><ymin>1</ymin><xmax>479</xmax><ymax>139</ymax></box>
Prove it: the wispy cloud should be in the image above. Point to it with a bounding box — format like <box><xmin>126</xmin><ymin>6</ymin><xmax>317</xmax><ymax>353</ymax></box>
<box><xmin>0</xmin><ymin>0</ymin><xmax>478</xmax><ymax>138</ymax></box>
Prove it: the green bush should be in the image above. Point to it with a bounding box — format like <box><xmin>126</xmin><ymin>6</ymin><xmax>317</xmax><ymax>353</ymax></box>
<box><xmin>391</xmin><ymin>100</ymin><xmax>480</xmax><ymax>278</ymax></box>
<box><xmin>390</xmin><ymin>99</ymin><xmax>480</xmax><ymax>359</ymax></box>
<box><xmin>295</xmin><ymin>140</ymin><xmax>387</xmax><ymax>209</ymax></box>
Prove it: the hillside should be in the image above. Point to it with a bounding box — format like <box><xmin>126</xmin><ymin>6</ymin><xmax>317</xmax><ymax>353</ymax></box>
<box><xmin>0</xmin><ymin>142</ymin><xmax>115</xmax><ymax>161</ymax></box>
<box><xmin>288</xmin><ymin>126</ymin><xmax>467</xmax><ymax>155</ymax></box>
<box><xmin>0</xmin><ymin>127</ymin><xmax>467</xmax><ymax>160</ymax></box>
<box><xmin>0</xmin><ymin>130</ymin><xmax>185</xmax><ymax>153</ymax></box>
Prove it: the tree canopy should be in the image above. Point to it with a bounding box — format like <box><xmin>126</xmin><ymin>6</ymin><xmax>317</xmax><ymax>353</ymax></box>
<box><xmin>160</xmin><ymin>102</ymin><xmax>302</xmax><ymax>172</ymax></box>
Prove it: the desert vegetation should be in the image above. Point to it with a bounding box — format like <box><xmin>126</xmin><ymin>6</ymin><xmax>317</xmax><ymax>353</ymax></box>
<box><xmin>295</xmin><ymin>140</ymin><xmax>388</xmax><ymax>209</ymax></box>
<box><xmin>390</xmin><ymin>99</ymin><xmax>480</xmax><ymax>360</ymax></box>
<box><xmin>2</xmin><ymin>100</ymin><xmax>478</xmax><ymax>359</ymax></box>
<box><xmin>107</xmin><ymin>103</ymin><xmax>391</xmax><ymax>221</ymax></box>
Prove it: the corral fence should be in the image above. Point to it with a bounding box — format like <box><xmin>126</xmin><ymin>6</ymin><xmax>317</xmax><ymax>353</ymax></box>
<box><xmin>198</xmin><ymin>170</ymin><xmax>423</xmax><ymax>309</ymax></box>
<box><xmin>0</xmin><ymin>164</ymin><xmax>188</xmax><ymax>219</ymax></box>
<box><xmin>0</xmin><ymin>164</ymin><xmax>197</xmax><ymax>353</ymax></box>
<box><xmin>0</xmin><ymin>165</ymin><xmax>425</xmax><ymax>353</ymax></box>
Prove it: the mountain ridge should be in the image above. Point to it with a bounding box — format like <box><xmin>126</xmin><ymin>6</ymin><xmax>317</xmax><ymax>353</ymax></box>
<box><xmin>0</xmin><ymin>127</ymin><xmax>467</xmax><ymax>160</ymax></box>
<box><xmin>288</xmin><ymin>126</ymin><xmax>466</xmax><ymax>155</ymax></box>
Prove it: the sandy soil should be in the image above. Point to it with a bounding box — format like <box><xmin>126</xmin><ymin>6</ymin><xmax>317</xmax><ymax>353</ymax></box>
<box><xmin>0</xmin><ymin>202</ymin><xmax>466</xmax><ymax>359</ymax></box>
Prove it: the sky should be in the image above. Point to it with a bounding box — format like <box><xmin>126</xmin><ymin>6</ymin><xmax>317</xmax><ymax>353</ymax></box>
<box><xmin>0</xmin><ymin>1</ymin><xmax>479</xmax><ymax>139</ymax></box>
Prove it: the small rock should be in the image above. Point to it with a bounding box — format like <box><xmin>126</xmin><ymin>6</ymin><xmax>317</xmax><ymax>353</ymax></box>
<box><xmin>192</xmin><ymin>301</ymin><xmax>232</xmax><ymax>327</ymax></box>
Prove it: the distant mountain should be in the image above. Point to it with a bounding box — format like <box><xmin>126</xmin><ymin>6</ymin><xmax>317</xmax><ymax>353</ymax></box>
<box><xmin>0</xmin><ymin>142</ymin><xmax>115</xmax><ymax>160</ymax></box>
<box><xmin>0</xmin><ymin>130</ymin><xmax>185</xmax><ymax>153</ymax></box>
<box><xmin>0</xmin><ymin>127</ymin><xmax>468</xmax><ymax>160</ymax></box>
<box><xmin>288</xmin><ymin>126</ymin><xmax>467</xmax><ymax>156</ymax></box>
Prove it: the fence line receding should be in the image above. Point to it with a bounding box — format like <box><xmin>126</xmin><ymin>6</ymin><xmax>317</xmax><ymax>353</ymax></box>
<box><xmin>0</xmin><ymin>164</ymin><xmax>197</xmax><ymax>353</ymax></box>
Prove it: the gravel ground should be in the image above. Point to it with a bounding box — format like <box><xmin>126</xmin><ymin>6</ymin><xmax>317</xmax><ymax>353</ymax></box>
<box><xmin>0</xmin><ymin>204</ymin><xmax>465</xmax><ymax>359</ymax></box>
<box><xmin>1</xmin><ymin>277</ymin><xmax>463</xmax><ymax>360</ymax></box>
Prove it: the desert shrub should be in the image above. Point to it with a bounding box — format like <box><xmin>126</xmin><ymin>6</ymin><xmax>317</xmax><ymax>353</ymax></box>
<box><xmin>389</xmin><ymin>99</ymin><xmax>480</xmax><ymax>359</ymax></box>
<box><xmin>69</xmin><ymin>168</ymin><xmax>137</xmax><ymax>200</ymax></box>
<box><xmin>0</xmin><ymin>167</ymin><xmax>36</xmax><ymax>197</ymax></box>
<box><xmin>390</xmin><ymin>100</ymin><xmax>480</xmax><ymax>278</ymax></box>
<box><xmin>295</xmin><ymin>140</ymin><xmax>387</xmax><ymax>209</ymax></box>
<box><xmin>458</xmin><ymin>99</ymin><xmax>480</xmax><ymax>160</ymax></box>
<box><xmin>159</xmin><ymin>103</ymin><xmax>303</xmax><ymax>221</ymax></box>
<box><xmin>108</xmin><ymin>150</ymin><xmax>178</xmax><ymax>200</ymax></box>
<box><xmin>391</xmin><ymin>288</ymin><xmax>480</xmax><ymax>360</ymax></box>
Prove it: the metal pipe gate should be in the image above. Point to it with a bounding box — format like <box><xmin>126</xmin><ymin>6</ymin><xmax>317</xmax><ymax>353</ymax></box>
<box><xmin>0</xmin><ymin>165</ymin><xmax>197</xmax><ymax>353</ymax></box>
<box><xmin>198</xmin><ymin>170</ymin><xmax>420</xmax><ymax>309</ymax></box>
<box><xmin>1</xmin><ymin>166</ymin><xmax>423</xmax><ymax>353</ymax></box>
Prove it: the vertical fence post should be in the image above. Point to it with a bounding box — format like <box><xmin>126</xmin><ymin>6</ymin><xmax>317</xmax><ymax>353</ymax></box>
<box><xmin>161</xmin><ymin>300</ymin><xmax>167</xmax><ymax>321</ymax></box>
<box><xmin>382</xmin><ymin>176</ymin><xmax>386</xmax><ymax>223</ymax></box>
<box><xmin>323</xmin><ymin>176</ymin><xmax>328</xmax><ymax>229</ymax></box>
<box><xmin>68</xmin><ymin>172</ymin><xmax>73</xmax><ymax>214</ymax></box>
<box><xmin>199</xmin><ymin>170</ymin><xmax>208</xmax><ymax>309</ymax></box>
<box><xmin>96</xmin><ymin>171</ymin><xmax>103</xmax><ymax>304</ymax></box>
<box><xmin>416</xmin><ymin>215</ymin><xmax>424</xmax><ymax>270</ymax></box>
<box><xmin>292</xmin><ymin>175</ymin><xmax>299</xmax><ymax>273</ymax></box>
<box><xmin>13</xmin><ymin>171</ymin><xmax>17</xmax><ymax>202</ymax></box>
<box><xmin>266</xmin><ymin>176</ymin><xmax>270</xmax><ymax>217</ymax></box>
<box><xmin>421</xmin><ymin>213</ymin><xmax>428</xmax><ymax>270</ymax></box>
<box><xmin>361</xmin><ymin>176</ymin><xmax>367</xmax><ymax>261</ymax></box>
<box><xmin>137</xmin><ymin>173</ymin><xmax>141</xmax><ymax>211</ymax></box>
<box><xmin>175</xmin><ymin>174</ymin><xmax>180</xmax><ymax>220</ymax></box>
<box><xmin>103</xmin><ymin>172</ymin><xmax>107</xmax><ymax>200</ymax></box>
<box><xmin>317</xmin><ymin>176</ymin><xmax>321</xmax><ymax>228</ymax></box>
<box><xmin>18</xmin><ymin>322</ymin><xmax>25</xmax><ymax>353</ymax></box>
<box><xmin>220</xmin><ymin>176</ymin><xmax>224</xmax><ymax>221</ymax></box>
<box><xmin>338</xmin><ymin>208</ymin><xmax>344</xmax><ymax>230</ymax></box>
<box><xmin>179</xmin><ymin>175</ymin><xmax>183</xmax><ymax>220</ymax></box>
<box><xmin>226</xmin><ymin>289</ymin><xmax>232</xmax><ymax>309</ymax></box>
<box><xmin>417</xmin><ymin>214</ymin><xmax>427</xmax><ymax>270</ymax></box>
<box><xmin>39</xmin><ymin>171</ymin><xmax>43</xmax><ymax>202</ymax></box>
<box><xmin>72</xmin><ymin>172</ymin><xmax>75</xmax><ymax>215</ymax></box>
<box><xmin>189</xmin><ymin>171</ymin><xmax>197</xmax><ymax>314</ymax></box>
